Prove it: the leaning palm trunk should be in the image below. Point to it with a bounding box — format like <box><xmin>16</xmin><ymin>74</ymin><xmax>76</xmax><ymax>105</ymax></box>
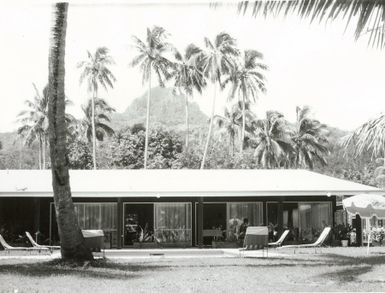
<box><xmin>144</xmin><ymin>70</ymin><xmax>151</xmax><ymax>169</ymax></box>
<box><xmin>91</xmin><ymin>90</ymin><xmax>97</xmax><ymax>170</ymax></box>
<box><xmin>200</xmin><ymin>84</ymin><xmax>217</xmax><ymax>169</ymax></box>
<box><xmin>47</xmin><ymin>2</ymin><xmax>93</xmax><ymax>261</ymax></box>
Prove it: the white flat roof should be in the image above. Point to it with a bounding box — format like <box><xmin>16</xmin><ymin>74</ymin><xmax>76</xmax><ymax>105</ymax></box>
<box><xmin>0</xmin><ymin>169</ymin><xmax>381</xmax><ymax>198</ymax></box>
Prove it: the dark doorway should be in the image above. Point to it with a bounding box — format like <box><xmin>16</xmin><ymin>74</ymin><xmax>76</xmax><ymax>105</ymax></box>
<box><xmin>202</xmin><ymin>203</ymin><xmax>226</xmax><ymax>245</ymax></box>
<box><xmin>124</xmin><ymin>203</ymin><xmax>154</xmax><ymax>246</ymax></box>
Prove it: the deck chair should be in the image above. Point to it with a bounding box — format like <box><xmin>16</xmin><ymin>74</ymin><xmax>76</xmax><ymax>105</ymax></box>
<box><xmin>279</xmin><ymin>227</ymin><xmax>331</xmax><ymax>253</ymax></box>
<box><xmin>25</xmin><ymin>232</ymin><xmax>60</xmax><ymax>252</ymax></box>
<box><xmin>268</xmin><ymin>229</ymin><xmax>290</xmax><ymax>247</ymax></box>
<box><xmin>239</xmin><ymin>226</ymin><xmax>269</xmax><ymax>257</ymax></box>
<box><xmin>0</xmin><ymin>234</ymin><xmax>49</xmax><ymax>254</ymax></box>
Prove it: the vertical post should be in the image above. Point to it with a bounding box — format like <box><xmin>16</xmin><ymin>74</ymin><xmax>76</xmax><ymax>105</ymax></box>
<box><xmin>117</xmin><ymin>198</ymin><xmax>123</xmax><ymax>249</ymax></box>
<box><xmin>197</xmin><ymin>196</ymin><xmax>204</xmax><ymax>248</ymax></box>
<box><xmin>277</xmin><ymin>199</ymin><xmax>283</xmax><ymax>234</ymax></box>
<box><xmin>33</xmin><ymin>198</ymin><xmax>41</xmax><ymax>234</ymax></box>
<box><xmin>366</xmin><ymin>218</ymin><xmax>370</xmax><ymax>255</ymax></box>
<box><xmin>263</xmin><ymin>201</ymin><xmax>267</xmax><ymax>225</ymax></box>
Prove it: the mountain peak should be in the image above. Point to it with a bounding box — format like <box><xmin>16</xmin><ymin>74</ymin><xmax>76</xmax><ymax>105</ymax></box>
<box><xmin>112</xmin><ymin>86</ymin><xmax>208</xmax><ymax>130</ymax></box>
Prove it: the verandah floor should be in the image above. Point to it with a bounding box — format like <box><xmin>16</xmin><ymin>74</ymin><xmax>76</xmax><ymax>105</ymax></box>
<box><xmin>0</xmin><ymin>247</ymin><xmax>385</xmax><ymax>292</ymax></box>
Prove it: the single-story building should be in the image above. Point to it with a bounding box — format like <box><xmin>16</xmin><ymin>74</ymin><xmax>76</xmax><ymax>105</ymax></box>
<box><xmin>0</xmin><ymin>169</ymin><xmax>381</xmax><ymax>248</ymax></box>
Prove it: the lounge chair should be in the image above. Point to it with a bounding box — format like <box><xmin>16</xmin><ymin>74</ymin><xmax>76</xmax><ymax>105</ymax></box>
<box><xmin>239</xmin><ymin>226</ymin><xmax>269</xmax><ymax>257</ymax></box>
<box><xmin>279</xmin><ymin>227</ymin><xmax>331</xmax><ymax>253</ymax></box>
<box><xmin>25</xmin><ymin>231</ymin><xmax>60</xmax><ymax>252</ymax></box>
<box><xmin>268</xmin><ymin>229</ymin><xmax>290</xmax><ymax>247</ymax></box>
<box><xmin>0</xmin><ymin>234</ymin><xmax>49</xmax><ymax>254</ymax></box>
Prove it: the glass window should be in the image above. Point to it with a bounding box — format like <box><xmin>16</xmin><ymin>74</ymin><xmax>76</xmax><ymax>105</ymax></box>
<box><xmin>74</xmin><ymin>203</ymin><xmax>117</xmax><ymax>247</ymax></box>
<box><xmin>227</xmin><ymin>202</ymin><xmax>263</xmax><ymax>242</ymax></box>
<box><xmin>154</xmin><ymin>203</ymin><xmax>192</xmax><ymax>245</ymax></box>
<box><xmin>298</xmin><ymin>202</ymin><xmax>331</xmax><ymax>243</ymax></box>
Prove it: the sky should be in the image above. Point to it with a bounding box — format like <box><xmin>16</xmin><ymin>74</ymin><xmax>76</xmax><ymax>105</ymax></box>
<box><xmin>1</xmin><ymin>1</ymin><xmax>385</xmax><ymax>133</ymax></box>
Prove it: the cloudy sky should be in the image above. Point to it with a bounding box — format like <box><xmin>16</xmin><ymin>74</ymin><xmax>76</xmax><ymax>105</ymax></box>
<box><xmin>1</xmin><ymin>1</ymin><xmax>384</xmax><ymax>133</ymax></box>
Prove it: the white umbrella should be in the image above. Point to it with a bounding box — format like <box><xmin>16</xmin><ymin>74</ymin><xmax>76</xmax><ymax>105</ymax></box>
<box><xmin>343</xmin><ymin>193</ymin><xmax>385</xmax><ymax>254</ymax></box>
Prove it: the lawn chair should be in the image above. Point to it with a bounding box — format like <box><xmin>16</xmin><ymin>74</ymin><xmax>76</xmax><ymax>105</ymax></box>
<box><xmin>0</xmin><ymin>234</ymin><xmax>49</xmax><ymax>254</ymax></box>
<box><xmin>279</xmin><ymin>227</ymin><xmax>331</xmax><ymax>253</ymax></box>
<box><xmin>239</xmin><ymin>226</ymin><xmax>269</xmax><ymax>257</ymax></box>
<box><xmin>25</xmin><ymin>231</ymin><xmax>60</xmax><ymax>253</ymax></box>
<box><xmin>268</xmin><ymin>229</ymin><xmax>290</xmax><ymax>247</ymax></box>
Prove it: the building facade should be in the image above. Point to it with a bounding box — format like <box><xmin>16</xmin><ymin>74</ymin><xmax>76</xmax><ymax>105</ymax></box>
<box><xmin>0</xmin><ymin>169</ymin><xmax>381</xmax><ymax>248</ymax></box>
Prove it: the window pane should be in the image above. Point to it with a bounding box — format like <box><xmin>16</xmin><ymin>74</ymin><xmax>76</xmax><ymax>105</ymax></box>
<box><xmin>227</xmin><ymin>202</ymin><xmax>263</xmax><ymax>242</ymax></box>
<box><xmin>298</xmin><ymin>202</ymin><xmax>331</xmax><ymax>242</ymax></box>
<box><xmin>154</xmin><ymin>203</ymin><xmax>191</xmax><ymax>245</ymax></box>
<box><xmin>74</xmin><ymin>203</ymin><xmax>117</xmax><ymax>248</ymax></box>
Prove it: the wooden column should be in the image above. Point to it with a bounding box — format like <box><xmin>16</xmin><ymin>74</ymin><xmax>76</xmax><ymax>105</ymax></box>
<box><xmin>197</xmin><ymin>196</ymin><xmax>204</xmax><ymax>248</ymax></box>
<box><xmin>117</xmin><ymin>198</ymin><xmax>123</xmax><ymax>249</ymax></box>
<box><xmin>33</xmin><ymin>198</ymin><xmax>41</xmax><ymax>234</ymax></box>
<box><xmin>277</xmin><ymin>198</ymin><xmax>283</xmax><ymax>234</ymax></box>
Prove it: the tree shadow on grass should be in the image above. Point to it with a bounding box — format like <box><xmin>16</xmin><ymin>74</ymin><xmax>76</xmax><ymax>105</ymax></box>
<box><xmin>0</xmin><ymin>258</ymin><xmax>171</xmax><ymax>280</ymax></box>
<box><xmin>316</xmin><ymin>253</ymin><xmax>385</xmax><ymax>283</ymax></box>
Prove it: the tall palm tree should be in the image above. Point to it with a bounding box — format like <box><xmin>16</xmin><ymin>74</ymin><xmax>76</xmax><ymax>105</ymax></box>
<box><xmin>291</xmin><ymin>106</ymin><xmax>329</xmax><ymax>169</ymax></box>
<box><xmin>78</xmin><ymin>47</ymin><xmax>116</xmax><ymax>170</ymax></box>
<box><xmin>200</xmin><ymin>32</ymin><xmax>240</xmax><ymax>169</ymax></box>
<box><xmin>80</xmin><ymin>98</ymin><xmax>115</xmax><ymax>143</ymax></box>
<box><xmin>48</xmin><ymin>2</ymin><xmax>93</xmax><ymax>261</ymax></box>
<box><xmin>17</xmin><ymin>84</ymin><xmax>49</xmax><ymax>169</ymax></box>
<box><xmin>170</xmin><ymin>44</ymin><xmax>206</xmax><ymax>152</ymax></box>
<box><xmin>225</xmin><ymin>49</ymin><xmax>267</xmax><ymax>154</ymax></box>
<box><xmin>253</xmin><ymin>111</ymin><xmax>294</xmax><ymax>168</ymax></box>
<box><xmin>238</xmin><ymin>1</ymin><xmax>385</xmax><ymax>49</ymax></box>
<box><xmin>130</xmin><ymin>26</ymin><xmax>173</xmax><ymax>169</ymax></box>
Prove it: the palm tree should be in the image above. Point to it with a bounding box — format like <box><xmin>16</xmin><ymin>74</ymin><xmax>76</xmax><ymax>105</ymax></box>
<box><xmin>225</xmin><ymin>49</ymin><xmax>267</xmax><ymax>154</ymax></box>
<box><xmin>291</xmin><ymin>106</ymin><xmax>329</xmax><ymax>169</ymax></box>
<box><xmin>48</xmin><ymin>2</ymin><xmax>93</xmax><ymax>261</ymax></box>
<box><xmin>214</xmin><ymin>106</ymin><xmax>241</xmax><ymax>156</ymax></box>
<box><xmin>200</xmin><ymin>32</ymin><xmax>240</xmax><ymax>169</ymax></box>
<box><xmin>238</xmin><ymin>1</ymin><xmax>385</xmax><ymax>49</ymax></box>
<box><xmin>253</xmin><ymin>111</ymin><xmax>294</xmax><ymax>168</ymax></box>
<box><xmin>170</xmin><ymin>44</ymin><xmax>206</xmax><ymax>152</ymax></box>
<box><xmin>78</xmin><ymin>47</ymin><xmax>116</xmax><ymax>170</ymax></box>
<box><xmin>130</xmin><ymin>26</ymin><xmax>173</xmax><ymax>169</ymax></box>
<box><xmin>17</xmin><ymin>84</ymin><xmax>49</xmax><ymax>169</ymax></box>
<box><xmin>343</xmin><ymin>114</ymin><xmax>385</xmax><ymax>161</ymax></box>
<box><xmin>80</xmin><ymin>98</ymin><xmax>115</xmax><ymax>143</ymax></box>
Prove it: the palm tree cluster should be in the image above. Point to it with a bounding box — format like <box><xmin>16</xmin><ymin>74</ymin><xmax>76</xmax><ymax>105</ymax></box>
<box><xmin>130</xmin><ymin>27</ymin><xmax>268</xmax><ymax>169</ymax></box>
<box><xmin>18</xmin><ymin>48</ymin><xmax>117</xmax><ymax>170</ymax></box>
<box><xmin>248</xmin><ymin>106</ymin><xmax>329</xmax><ymax>169</ymax></box>
<box><xmin>16</xmin><ymin>25</ymin><xmax>329</xmax><ymax>171</ymax></box>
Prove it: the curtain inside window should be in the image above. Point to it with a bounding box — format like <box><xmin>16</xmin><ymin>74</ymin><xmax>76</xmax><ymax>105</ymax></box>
<box><xmin>154</xmin><ymin>203</ymin><xmax>191</xmax><ymax>244</ymax></box>
<box><xmin>74</xmin><ymin>203</ymin><xmax>117</xmax><ymax>247</ymax></box>
<box><xmin>298</xmin><ymin>202</ymin><xmax>331</xmax><ymax>242</ymax></box>
<box><xmin>227</xmin><ymin>203</ymin><xmax>263</xmax><ymax>241</ymax></box>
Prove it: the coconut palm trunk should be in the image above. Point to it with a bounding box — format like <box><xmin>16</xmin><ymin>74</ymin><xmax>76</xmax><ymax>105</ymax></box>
<box><xmin>47</xmin><ymin>2</ymin><xmax>93</xmax><ymax>261</ymax></box>
<box><xmin>240</xmin><ymin>90</ymin><xmax>246</xmax><ymax>155</ymax></box>
<box><xmin>38</xmin><ymin>135</ymin><xmax>42</xmax><ymax>170</ymax></box>
<box><xmin>200</xmin><ymin>84</ymin><xmax>217</xmax><ymax>169</ymax></box>
<box><xmin>42</xmin><ymin>135</ymin><xmax>46</xmax><ymax>169</ymax></box>
<box><xmin>144</xmin><ymin>70</ymin><xmax>151</xmax><ymax>169</ymax></box>
<box><xmin>91</xmin><ymin>90</ymin><xmax>97</xmax><ymax>170</ymax></box>
<box><xmin>185</xmin><ymin>95</ymin><xmax>189</xmax><ymax>151</ymax></box>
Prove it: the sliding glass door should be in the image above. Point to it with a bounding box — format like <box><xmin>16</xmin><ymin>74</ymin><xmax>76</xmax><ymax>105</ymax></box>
<box><xmin>74</xmin><ymin>203</ymin><xmax>117</xmax><ymax>248</ymax></box>
<box><xmin>154</xmin><ymin>203</ymin><xmax>192</xmax><ymax>245</ymax></box>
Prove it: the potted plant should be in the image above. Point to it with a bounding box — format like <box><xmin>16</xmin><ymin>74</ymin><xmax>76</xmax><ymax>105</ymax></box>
<box><xmin>334</xmin><ymin>224</ymin><xmax>352</xmax><ymax>247</ymax></box>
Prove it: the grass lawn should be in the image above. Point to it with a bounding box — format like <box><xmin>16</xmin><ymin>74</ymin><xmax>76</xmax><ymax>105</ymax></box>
<box><xmin>1</xmin><ymin>247</ymin><xmax>385</xmax><ymax>292</ymax></box>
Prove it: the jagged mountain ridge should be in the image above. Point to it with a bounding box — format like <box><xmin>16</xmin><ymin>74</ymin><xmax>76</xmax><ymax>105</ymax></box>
<box><xmin>111</xmin><ymin>86</ymin><xmax>208</xmax><ymax>131</ymax></box>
